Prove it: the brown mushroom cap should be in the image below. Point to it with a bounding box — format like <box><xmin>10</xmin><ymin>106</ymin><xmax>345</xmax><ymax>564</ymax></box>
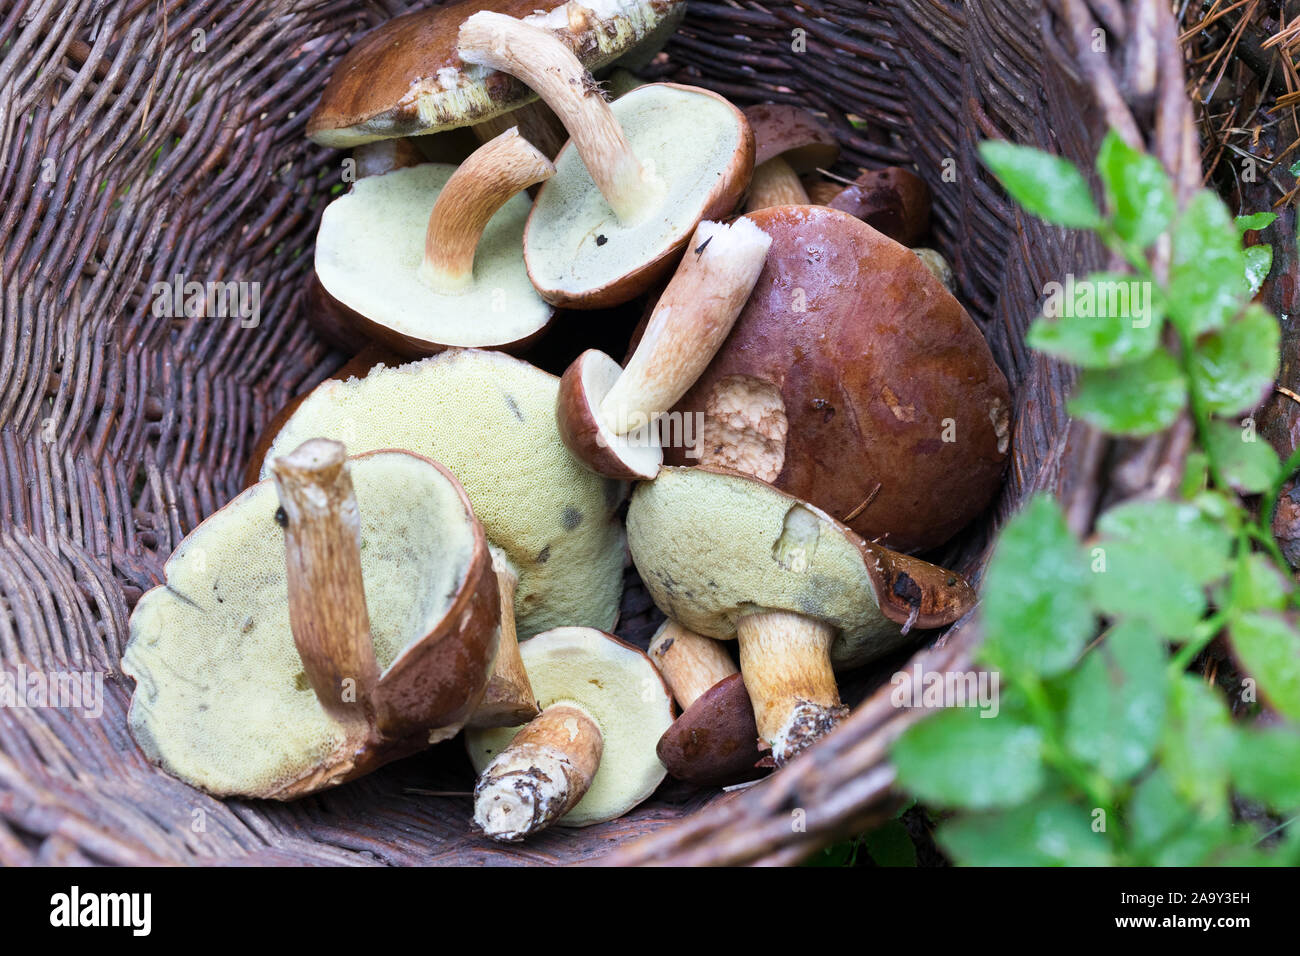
<box><xmin>827</xmin><ymin>167</ymin><xmax>931</xmax><ymax>246</ymax></box>
<box><xmin>664</xmin><ymin>205</ymin><xmax>1011</xmax><ymax>553</ymax></box>
<box><xmin>656</xmin><ymin>673</ymin><xmax>763</xmax><ymax>786</ymax></box>
<box><xmin>557</xmin><ymin>349</ymin><xmax>663</xmax><ymax>480</ymax></box>
<box><xmin>744</xmin><ymin>103</ymin><xmax>840</xmax><ymax>172</ymax></box>
<box><xmin>307</xmin><ymin>0</ymin><xmax>684</xmax><ymax>148</ymax></box>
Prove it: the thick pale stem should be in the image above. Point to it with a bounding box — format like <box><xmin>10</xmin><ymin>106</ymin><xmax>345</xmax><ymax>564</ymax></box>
<box><xmin>467</xmin><ymin>551</ymin><xmax>540</xmax><ymax>728</ymax></box>
<box><xmin>470</xmin><ymin>100</ymin><xmax>568</xmax><ymax>160</ymax></box>
<box><xmin>458</xmin><ymin>12</ymin><xmax>660</xmax><ymax>223</ymax></box>
<box><xmin>599</xmin><ymin>217</ymin><xmax>772</xmax><ymax>435</ymax></box>
<box><xmin>736</xmin><ymin>610</ymin><xmax>846</xmax><ymax>766</ymax></box>
<box><xmin>648</xmin><ymin>621</ymin><xmax>738</xmax><ymax>710</ymax></box>
<box><xmin>271</xmin><ymin>439</ymin><xmax>381</xmax><ymax>728</ymax></box>
<box><xmin>419</xmin><ymin>126</ymin><xmax>555</xmax><ymax>294</ymax></box>
<box><xmin>473</xmin><ymin>704</ymin><xmax>603</xmax><ymax>842</ymax></box>
<box><xmin>744</xmin><ymin>156</ymin><xmax>809</xmax><ymax>211</ymax></box>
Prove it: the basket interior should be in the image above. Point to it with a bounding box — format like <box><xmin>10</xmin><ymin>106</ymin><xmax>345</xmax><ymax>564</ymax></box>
<box><xmin>0</xmin><ymin>0</ymin><xmax>1114</xmax><ymax>865</ymax></box>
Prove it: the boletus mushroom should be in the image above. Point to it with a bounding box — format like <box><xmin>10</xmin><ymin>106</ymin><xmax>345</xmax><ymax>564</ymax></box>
<box><xmin>457</xmin><ymin>11</ymin><xmax>754</xmax><ymax>308</ymax></box>
<box><xmin>466</xmin><ymin>626</ymin><xmax>674</xmax><ymax>841</ymax></box>
<box><xmin>664</xmin><ymin>204</ymin><xmax>1012</xmax><ymax>553</ymax></box>
<box><xmin>306</xmin><ymin>0</ymin><xmax>685</xmax><ymax>155</ymax></box>
<box><xmin>649</xmin><ymin>621</ymin><xmax>764</xmax><ymax>787</ymax></box>
<box><xmin>742</xmin><ymin>104</ymin><xmax>840</xmax><ymax>211</ymax></box>
<box><xmin>122</xmin><ymin>440</ymin><xmax>499</xmax><ymax>798</ymax></box>
<box><xmin>556</xmin><ymin>217</ymin><xmax>772</xmax><ymax>479</ymax></box>
<box><xmin>628</xmin><ymin>466</ymin><xmax>976</xmax><ymax>765</ymax></box>
<box><xmin>315</xmin><ymin>127</ymin><xmax>557</xmax><ymax>355</ymax></box>
<box><xmin>259</xmin><ymin>349</ymin><xmax>626</xmax><ymax>639</ymax></box>
<box><xmin>468</xmin><ymin>547</ymin><xmax>540</xmax><ymax>729</ymax></box>
<box><xmin>824</xmin><ymin>166</ymin><xmax>932</xmax><ymax>247</ymax></box>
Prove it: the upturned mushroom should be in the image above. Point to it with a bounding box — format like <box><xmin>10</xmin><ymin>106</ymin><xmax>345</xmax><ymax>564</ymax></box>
<box><xmin>742</xmin><ymin>104</ymin><xmax>840</xmax><ymax>211</ymax></box>
<box><xmin>649</xmin><ymin>621</ymin><xmax>763</xmax><ymax>786</ymax></box>
<box><xmin>315</xmin><ymin>127</ymin><xmax>557</xmax><ymax>356</ymax></box>
<box><xmin>122</xmin><ymin>440</ymin><xmax>499</xmax><ymax>798</ymax></box>
<box><xmin>457</xmin><ymin>12</ymin><xmax>754</xmax><ymax>308</ymax></box>
<box><xmin>664</xmin><ymin>204</ymin><xmax>1011</xmax><ymax>553</ymax></box>
<box><xmin>627</xmin><ymin>466</ymin><xmax>976</xmax><ymax>765</ymax></box>
<box><xmin>556</xmin><ymin>217</ymin><xmax>772</xmax><ymax>479</ymax></box>
<box><xmin>259</xmin><ymin>349</ymin><xmax>627</xmax><ymax>640</ymax></box>
<box><xmin>306</xmin><ymin>0</ymin><xmax>685</xmax><ymax>155</ymax></box>
<box><xmin>466</xmin><ymin>626</ymin><xmax>674</xmax><ymax>841</ymax></box>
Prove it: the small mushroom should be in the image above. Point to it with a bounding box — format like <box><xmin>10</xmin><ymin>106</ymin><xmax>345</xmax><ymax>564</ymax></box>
<box><xmin>556</xmin><ymin>217</ymin><xmax>772</xmax><ymax>479</ymax></box>
<box><xmin>122</xmin><ymin>441</ymin><xmax>499</xmax><ymax>798</ymax></box>
<box><xmin>306</xmin><ymin>0</ymin><xmax>685</xmax><ymax>154</ymax></box>
<box><xmin>627</xmin><ymin>466</ymin><xmax>976</xmax><ymax>765</ymax></box>
<box><xmin>912</xmin><ymin>247</ymin><xmax>955</xmax><ymax>291</ymax></box>
<box><xmin>457</xmin><ymin>12</ymin><xmax>754</xmax><ymax>308</ymax></box>
<box><xmin>466</xmin><ymin>627</ymin><xmax>674</xmax><ymax>840</ymax></box>
<box><xmin>315</xmin><ymin>127</ymin><xmax>557</xmax><ymax>355</ymax></box>
<box><xmin>664</xmin><ymin>204</ymin><xmax>1011</xmax><ymax>553</ymax></box>
<box><xmin>649</xmin><ymin>621</ymin><xmax>763</xmax><ymax>787</ymax></box>
<box><xmin>826</xmin><ymin>166</ymin><xmax>931</xmax><ymax>246</ymax></box>
<box><xmin>259</xmin><ymin>349</ymin><xmax>627</xmax><ymax>640</ymax></box>
<box><xmin>742</xmin><ymin>104</ymin><xmax>840</xmax><ymax>212</ymax></box>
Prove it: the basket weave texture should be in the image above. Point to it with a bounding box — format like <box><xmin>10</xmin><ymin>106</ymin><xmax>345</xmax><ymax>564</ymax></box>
<box><xmin>0</xmin><ymin>0</ymin><xmax>1196</xmax><ymax>865</ymax></box>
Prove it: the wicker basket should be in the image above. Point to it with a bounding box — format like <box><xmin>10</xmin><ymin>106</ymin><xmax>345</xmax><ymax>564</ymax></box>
<box><xmin>0</xmin><ymin>0</ymin><xmax>1198</xmax><ymax>866</ymax></box>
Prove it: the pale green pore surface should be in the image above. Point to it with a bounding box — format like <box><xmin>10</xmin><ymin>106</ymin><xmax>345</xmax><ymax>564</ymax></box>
<box><xmin>122</xmin><ymin>452</ymin><xmax>476</xmax><ymax>796</ymax></box>
<box><xmin>466</xmin><ymin>627</ymin><xmax>672</xmax><ymax>827</ymax></box>
<box><xmin>627</xmin><ymin>467</ymin><xmax>909</xmax><ymax>668</ymax></box>
<box><xmin>316</xmin><ymin>165</ymin><xmax>551</xmax><ymax>348</ymax></box>
<box><xmin>261</xmin><ymin>350</ymin><xmax>626</xmax><ymax>639</ymax></box>
<box><xmin>526</xmin><ymin>85</ymin><xmax>743</xmax><ymax>296</ymax></box>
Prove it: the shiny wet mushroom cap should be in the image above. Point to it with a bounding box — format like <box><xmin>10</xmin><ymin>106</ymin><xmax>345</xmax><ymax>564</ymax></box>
<box><xmin>665</xmin><ymin>204</ymin><xmax>1011</xmax><ymax>553</ymax></box>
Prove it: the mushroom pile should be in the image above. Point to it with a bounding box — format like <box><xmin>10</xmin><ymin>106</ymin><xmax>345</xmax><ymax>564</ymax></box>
<box><xmin>119</xmin><ymin>1</ymin><xmax>1012</xmax><ymax>844</ymax></box>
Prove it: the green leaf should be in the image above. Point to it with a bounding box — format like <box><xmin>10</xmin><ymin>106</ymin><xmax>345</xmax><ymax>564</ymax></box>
<box><xmin>938</xmin><ymin>797</ymin><xmax>1112</xmax><ymax>866</ymax></box>
<box><xmin>978</xmin><ymin>496</ymin><xmax>1093</xmax><ymax>677</ymax></box>
<box><xmin>1193</xmin><ymin>305</ymin><xmax>1280</xmax><ymax>416</ymax></box>
<box><xmin>862</xmin><ymin>820</ymin><xmax>918</xmax><ymax>867</ymax></box>
<box><xmin>1169</xmin><ymin>190</ymin><xmax>1250</xmax><ymax>336</ymax></box>
<box><xmin>1027</xmin><ymin>273</ymin><xmax>1162</xmax><ymax>368</ymax></box>
<box><xmin>1128</xmin><ymin>770</ymin><xmax>1235</xmax><ymax>865</ymax></box>
<box><xmin>1089</xmin><ymin>539</ymin><xmax>1206</xmax><ymax>638</ymax></box>
<box><xmin>1244</xmin><ymin>245</ymin><xmax>1273</xmax><ymax>295</ymax></box>
<box><xmin>1160</xmin><ymin>676</ymin><xmax>1234</xmax><ymax>815</ymax></box>
<box><xmin>1096</xmin><ymin>131</ymin><xmax>1175</xmax><ymax>248</ymax></box>
<box><xmin>1236</xmin><ymin>212</ymin><xmax>1278</xmax><ymax>235</ymax></box>
<box><xmin>1205</xmin><ymin>419</ymin><xmax>1281</xmax><ymax>493</ymax></box>
<box><xmin>1231</xmin><ymin>727</ymin><xmax>1300</xmax><ymax>811</ymax></box>
<box><xmin>1228</xmin><ymin>553</ymin><xmax>1292</xmax><ymax>612</ymax></box>
<box><xmin>1068</xmin><ymin>351</ymin><xmax>1187</xmax><ymax>436</ymax></box>
<box><xmin>892</xmin><ymin>705</ymin><xmax>1045</xmax><ymax>810</ymax></box>
<box><xmin>979</xmin><ymin>141</ymin><xmax>1103</xmax><ymax>229</ymax></box>
<box><xmin>1096</xmin><ymin>499</ymin><xmax>1234</xmax><ymax>586</ymax></box>
<box><xmin>1063</xmin><ymin>619</ymin><xmax>1168</xmax><ymax>780</ymax></box>
<box><xmin>1230</xmin><ymin>612</ymin><xmax>1300</xmax><ymax>721</ymax></box>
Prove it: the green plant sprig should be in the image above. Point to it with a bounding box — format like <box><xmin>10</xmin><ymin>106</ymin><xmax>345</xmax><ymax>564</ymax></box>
<box><xmin>887</xmin><ymin>131</ymin><xmax>1300</xmax><ymax>866</ymax></box>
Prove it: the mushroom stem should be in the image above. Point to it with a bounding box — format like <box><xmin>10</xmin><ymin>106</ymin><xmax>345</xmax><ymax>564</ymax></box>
<box><xmin>457</xmin><ymin>12</ymin><xmax>661</xmax><ymax>223</ymax></box>
<box><xmin>419</xmin><ymin>126</ymin><xmax>555</xmax><ymax>294</ymax></box>
<box><xmin>473</xmin><ymin>703</ymin><xmax>604</xmax><ymax>841</ymax></box>
<box><xmin>467</xmin><ymin>551</ymin><xmax>540</xmax><ymax>728</ymax></box>
<box><xmin>648</xmin><ymin>620</ymin><xmax>737</xmax><ymax>710</ymax></box>
<box><xmin>469</xmin><ymin>100</ymin><xmax>568</xmax><ymax>160</ymax></box>
<box><xmin>598</xmin><ymin>217</ymin><xmax>772</xmax><ymax>436</ymax></box>
<box><xmin>744</xmin><ymin>156</ymin><xmax>810</xmax><ymax>211</ymax></box>
<box><xmin>271</xmin><ymin>439</ymin><xmax>382</xmax><ymax>727</ymax></box>
<box><xmin>736</xmin><ymin>610</ymin><xmax>847</xmax><ymax>766</ymax></box>
<box><xmin>352</xmin><ymin>138</ymin><xmax>423</xmax><ymax>179</ymax></box>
